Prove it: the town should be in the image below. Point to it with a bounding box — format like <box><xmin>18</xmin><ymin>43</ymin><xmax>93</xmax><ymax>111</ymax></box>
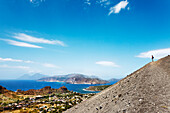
<box><xmin>0</xmin><ymin>86</ymin><xmax>95</xmax><ymax>113</ymax></box>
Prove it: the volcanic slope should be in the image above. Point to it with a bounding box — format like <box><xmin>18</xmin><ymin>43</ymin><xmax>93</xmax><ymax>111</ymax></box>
<box><xmin>65</xmin><ymin>55</ymin><xmax>170</xmax><ymax>113</ymax></box>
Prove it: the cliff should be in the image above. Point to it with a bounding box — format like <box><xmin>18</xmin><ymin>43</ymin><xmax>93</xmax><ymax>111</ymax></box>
<box><xmin>0</xmin><ymin>85</ymin><xmax>17</xmax><ymax>98</ymax></box>
<box><xmin>0</xmin><ymin>85</ymin><xmax>69</xmax><ymax>96</ymax></box>
<box><xmin>17</xmin><ymin>86</ymin><xmax>69</xmax><ymax>95</ymax></box>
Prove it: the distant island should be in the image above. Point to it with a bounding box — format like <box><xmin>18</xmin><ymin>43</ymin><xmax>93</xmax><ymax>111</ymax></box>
<box><xmin>17</xmin><ymin>73</ymin><xmax>48</xmax><ymax>80</ymax></box>
<box><xmin>17</xmin><ymin>73</ymin><xmax>121</xmax><ymax>85</ymax></box>
<box><xmin>38</xmin><ymin>74</ymin><xmax>109</xmax><ymax>84</ymax></box>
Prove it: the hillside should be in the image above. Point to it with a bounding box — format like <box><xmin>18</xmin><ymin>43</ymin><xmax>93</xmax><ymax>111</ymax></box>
<box><xmin>0</xmin><ymin>85</ymin><xmax>95</xmax><ymax>113</ymax></box>
<box><xmin>16</xmin><ymin>86</ymin><xmax>68</xmax><ymax>95</ymax></box>
<box><xmin>0</xmin><ymin>85</ymin><xmax>68</xmax><ymax>96</ymax></box>
<box><xmin>65</xmin><ymin>55</ymin><xmax>170</xmax><ymax>113</ymax></box>
<box><xmin>0</xmin><ymin>85</ymin><xmax>19</xmax><ymax>99</ymax></box>
<box><xmin>38</xmin><ymin>74</ymin><xmax>109</xmax><ymax>84</ymax></box>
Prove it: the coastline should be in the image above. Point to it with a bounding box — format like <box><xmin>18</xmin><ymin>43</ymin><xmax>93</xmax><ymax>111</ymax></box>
<box><xmin>83</xmin><ymin>85</ymin><xmax>112</xmax><ymax>92</ymax></box>
<box><xmin>38</xmin><ymin>80</ymin><xmax>96</xmax><ymax>84</ymax></box>
<box><xmin>83</xmin><ymin>87</ymin><xmax>97</xmax><ymax>92</ymax></box>
<box><xmin>0</xmin><ymin>80</ymin><xmax>101</xmax><ymax>94</ymax></box>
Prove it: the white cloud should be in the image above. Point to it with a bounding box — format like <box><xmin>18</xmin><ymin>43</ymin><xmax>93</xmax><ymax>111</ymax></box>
<box><xmin>96</xmin><ymin>0</ymin><xmax>111</xmax><ymax>8</ymax></box>
<box><xmin>136</xmin><ymin>48</ymin><xmax>170</xmax><ymax>59</ymax></box>
<box><xmin>30</xmin><ymin>0</ymin><xmax>45</xmax><ymax>3</ymax></box>
<box><xmin>85</xmin><ymin>0</ymin><xmax>91</xmax><ymax>6</ymax></box>
<box><xmin>0</xmin><ymin>58</ymin><xmax>22</xmax><ymax>62</ymax></box>
<box><xmin>43</xmin><ymin>63</ymin><xmax>59</xmax><ymax>68</ymax></box>
<box><xmin>96</xmin><ymin>61</ymin><xmax>119</xmax><ymax>67</ymax></box>
<box><xmin>105</xmin><ymin>1</ymin><xmax>111</xmax><ymax>6</ymax></box>
<box><xmin>13</xmin><ymin>33</ymin><xmax>66</xmax><ymax>47</ymax></box>
<box><xmin>1</xmin><ymin>39</ymin><xmax>43</xmax><ymax>48</ymax></box>
<box><xmin>0</xmin><ymin>57</ymin><xmax>60</xmax><ymax>69</ymax></box>
<box><xmin>0</xmin><ymin>65</ymin><xmax>30</xmax><ymax>69</ymax></box>
<box><xmin>0</xmin><ymin>57</ymin><xmax>34</xmax><ymax>63</ymax></box>
<box><xmin>24</xmin><ymin>60</ymin><xmax>34</xmax><ymax>63</ymax></box>
<box><xmin>30</xmin><ymin>0</ymin><xmax>45</xmax><ymax>6</ymax></box>
<box><xmin>108</xmin><ymin>0</ymin><xmax>129</xmax><ymax>15</ymax></box>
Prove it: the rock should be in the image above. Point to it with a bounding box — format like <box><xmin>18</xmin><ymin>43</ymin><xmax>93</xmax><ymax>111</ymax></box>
<box><xmin>58</xmin><ymin>86</ymin><xmax>68</xmax><ymax>92</ymax></box>
<box><xmin>11</xmin><ymin>86</ymin><xmax>69</xmax><ymax>95</ymax></box>
<box><xmin>139</xmin><ymin>99</ymin><xmax>143</xmax><ymax>102</ymax></box>
<box><xmin>16</xmin><ymin>89</ymin><xmax>22</xmax><ymax>93</ymax></box>
<box><xmin>43</xmin><ymin>86</ymin><xmax>51</xmax><ymax>90</ymax></box>
<box><xmin>118</xmin><ymin>94</ymin><xmax>122</xmax><ymax>97</ymax></box>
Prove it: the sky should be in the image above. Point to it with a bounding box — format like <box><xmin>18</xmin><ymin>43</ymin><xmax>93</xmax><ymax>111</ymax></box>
<box><xmin>0</xmin><ymin>0</ymin><xmax>170</xmax><ymax>80</ymax></box>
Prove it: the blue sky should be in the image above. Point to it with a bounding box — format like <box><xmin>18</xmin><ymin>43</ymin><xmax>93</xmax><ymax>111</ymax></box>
<box><xmin>0</xmin><ymin>0</ymin><xmax>170</xmax><ymax>79</ymax></box>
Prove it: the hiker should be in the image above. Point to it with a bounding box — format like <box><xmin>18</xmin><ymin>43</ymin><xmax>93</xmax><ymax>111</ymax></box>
<box><xmin>152</xmin><ymin>55</ymin><xmax>154</xmax><ymax>62</ymax></box>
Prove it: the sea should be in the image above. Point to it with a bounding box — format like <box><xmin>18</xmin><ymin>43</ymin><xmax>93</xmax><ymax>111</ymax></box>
<box><xmin>0</xmin><ymin>80</ymin><xmax>118</xmax><ymax>94</ymax></box>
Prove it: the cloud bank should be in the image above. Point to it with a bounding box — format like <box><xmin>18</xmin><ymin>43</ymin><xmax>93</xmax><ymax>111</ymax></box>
<box><xmin>136</xmin><ymin>48</ymin><xmax>170</xmax><ymax>59</ymax></box>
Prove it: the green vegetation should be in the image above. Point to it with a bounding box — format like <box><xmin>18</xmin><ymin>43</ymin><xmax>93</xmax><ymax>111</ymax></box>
<box><xmin>86</xmin><ymin>85</ymin><xmax>111</xmax><ymax>91</ymax></box>
<box><xmin>0</xmin><ymin>91</ymin><xmax>95</xmax><ymax>113</ymax></box>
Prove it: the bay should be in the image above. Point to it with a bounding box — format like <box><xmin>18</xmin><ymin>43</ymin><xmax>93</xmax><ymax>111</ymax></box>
<box><xmin>0</xmin><ymin>80</ymin><xmax>118</xmax><ymax>94</ymax></box>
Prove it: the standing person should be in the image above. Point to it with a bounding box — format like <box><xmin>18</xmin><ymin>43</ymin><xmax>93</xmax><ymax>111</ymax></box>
<box><xmin>152</xmin><ymin>55</ymin><xmax>154</xmax><ymax>62</ymax></box>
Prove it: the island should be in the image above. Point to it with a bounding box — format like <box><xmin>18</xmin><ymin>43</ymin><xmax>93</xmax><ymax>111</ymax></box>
<box><xmin>38</xmin><ymin>74</ymin><xmax>109</xmax><ymax>84</ymax></box>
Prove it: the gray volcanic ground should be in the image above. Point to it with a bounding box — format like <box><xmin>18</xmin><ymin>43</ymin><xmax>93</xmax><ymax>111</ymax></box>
<box><xmin>65</xmin><ymin>55</ymin><xmax>170</xmax><ymax>113</ymax></box>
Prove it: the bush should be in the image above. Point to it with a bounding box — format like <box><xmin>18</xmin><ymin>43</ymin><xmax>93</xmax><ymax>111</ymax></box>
<box><xmin>65</xmin><ymin>105</ymin><xmax>71</xmax><ymax>109</ymax></box>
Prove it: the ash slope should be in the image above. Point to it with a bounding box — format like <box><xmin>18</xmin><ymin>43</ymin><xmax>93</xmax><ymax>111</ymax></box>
<box><xmin>65</xmin><ymin>55</ymin><xmax>170</xmax><ymax>113</ymax></box>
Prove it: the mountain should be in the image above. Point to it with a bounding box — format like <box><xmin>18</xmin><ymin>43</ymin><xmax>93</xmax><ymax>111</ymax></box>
<box><xmin>64</xmin><ymin>55</ymin><xmax>170</xmax><ymax>113</ymax></box>
<box><xmin>89</xmin><ymin>75</ymin><xmax>99</xmax><ymax>78</ymax></box>
<box><xmin>17</xmin><ymin>74</ymin><xmax>31</xmax><ymax>80</ymax></box>
<box><xmin>17</xmin><ymin>73</ymin><xmax>48</xmax><ymax>80</ymax></box>
<box><xmin>108</xmin><ymin>78</ymin><xmax>121</xmax><ymax>82</ymax></box>
<box><xmin>31</xmin><ymin>73</ymin><xmax>48</xmax><ymax>80</ymax></box>
<box><xmin>38</xmin><ymin>74</ymin><xmax>109</xmax><ymax>84</ymax></box>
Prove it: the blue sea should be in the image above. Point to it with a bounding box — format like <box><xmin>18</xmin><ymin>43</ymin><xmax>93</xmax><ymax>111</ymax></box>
<box><xmin>0</xmin><ymin>80</ymin><xmax>118</xmax><ymax>94</ymax></box>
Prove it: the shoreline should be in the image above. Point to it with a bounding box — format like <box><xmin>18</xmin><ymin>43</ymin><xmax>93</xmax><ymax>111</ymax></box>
<box><xmin>83</xmin><ymin>87</ymin><xmax>98</xmax><ymax>92</ymax></box>
<box><xmin>83</xmin><ymin>85</ymin><xmax>112</xmax><ymax>92</ymax></box>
